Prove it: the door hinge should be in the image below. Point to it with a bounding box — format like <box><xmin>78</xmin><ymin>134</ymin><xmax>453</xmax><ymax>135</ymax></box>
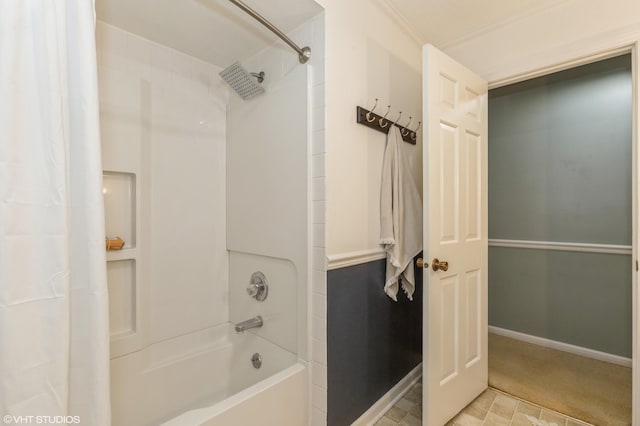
<box><xmin>636</xmin><ymin>260</ymin><xmax>638</xmax><ymax>272</ymax></box>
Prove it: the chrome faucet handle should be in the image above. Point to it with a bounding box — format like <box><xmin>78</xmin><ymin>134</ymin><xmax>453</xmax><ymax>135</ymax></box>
<box><xmin>247</xmin><ymin>271</ymin><xmax>268</xmax><ymax>301</ymax></box>
<box><xmin>247</xmin><ymin>284</ymin><xmax>260</xmax><ymax>298</ymax></box>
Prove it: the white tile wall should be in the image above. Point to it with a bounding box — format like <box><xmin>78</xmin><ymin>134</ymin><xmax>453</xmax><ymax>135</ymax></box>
<box><xmin>313</xmin><ymin>247</ymin><xmax>327</xmax><ymax>272</ymax></box>
<box><xmin>312</xmin><ymin>130</ymin><xmax>326</xmax><ymax>155</ymax></box>
<box><xmin>312</xmin><ymin>154</ymin><xmax>326</xmax><ymax>178</ymax></box>
<box><xmin>313</xmin><ymin>201</ymin><xmax>327</xmax><ymax>224</ymax></box>
<box><xmin>312</xmin><ymin>293</ymin><xmax>327</xmax><ymax>320</ymax></box>
<box><xmin>313</xmin><ymin>224</ymin><xmax>326</xmax><ymax>248</ymax></box>
<box><xmin>312</xmin><ymin>384</ymin><xmax>328</xmax><ymax>413</ymax></box>
<box><xmin>312</xmin><ymin>407</ymin><xmax>328</xmax><ymax>426</ymax></box>
<box><xmin>312</xmin><ymin>313</ymin><xmax>327</xmax><ymax>342</ymax></box>
<box><xmin>311</xmin><ymin>361</ymin><xmax>327</xmax><ymax>389</ymax></box>
<box><xmin>313</xmin><ymin>269</ymin><xmax>327</xmax><ymax>295</ymax></box>
<box><xmin>308</xmin><ymin>12</ymin><xmax>328</xmax><ymax>426</ymax></box>
<box><xmin>312</xmin><ymin>177</ymin><xmax>327</xmax><ymax>201</ymax></box>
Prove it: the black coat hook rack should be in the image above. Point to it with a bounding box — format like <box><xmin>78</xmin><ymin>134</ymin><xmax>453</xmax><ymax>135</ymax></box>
<box><xmin>356</xmin><ymin>105</ymin><xmax>419</xmax><ymax>144</ymax></box>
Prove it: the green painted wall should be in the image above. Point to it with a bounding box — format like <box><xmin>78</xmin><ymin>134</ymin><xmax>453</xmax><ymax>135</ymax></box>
<box><xmin>488</xmin><ymin>55</ymin><xmax>632</xmax><ymax>357</ymax></box>
<box><xmin>489</xmin><ymin>247</ymin><xmax>632</xmax><ymax>357</ymax></box>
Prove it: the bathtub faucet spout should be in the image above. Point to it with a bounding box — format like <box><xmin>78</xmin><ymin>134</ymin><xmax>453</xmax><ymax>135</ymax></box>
<box><xmin>235</xmin><ymin>315</ymin><xmax>263</xmax><ymax>333</ymax></box>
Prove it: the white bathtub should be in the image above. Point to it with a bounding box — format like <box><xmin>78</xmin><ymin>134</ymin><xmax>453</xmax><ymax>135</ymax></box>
<box><xmin>110</xmin><ymin>324</ymin><xmax>307</xmax><ymax>425</ymax></box>
<box><xmin>162</xmin><ymin>363</ymin><xmax>307</xmax><ymax>426</ymax></box>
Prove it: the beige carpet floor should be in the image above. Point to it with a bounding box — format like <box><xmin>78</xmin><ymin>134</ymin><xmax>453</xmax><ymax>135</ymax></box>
<box><xmin>489</xmin><ymin>333</ymin><xmax>632</xmax><ymax>425</ymax></box>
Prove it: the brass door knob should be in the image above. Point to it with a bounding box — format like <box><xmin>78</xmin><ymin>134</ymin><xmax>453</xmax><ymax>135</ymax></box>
<box><xmin>432</xmin><ymin>258</ymin><xmax>449</xmax><ymax>272</ymax></box>
<box><xmin>416</xmin><ymin>258</ymin><xmax>429</xmax><ymax>269</ymax></box>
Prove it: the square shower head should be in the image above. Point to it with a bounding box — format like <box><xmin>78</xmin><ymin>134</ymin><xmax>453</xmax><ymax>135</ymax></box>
<box><xmin>219</xmin><ymin>62</ymin><xmax>265</xmax><ymax>100</ymax></box>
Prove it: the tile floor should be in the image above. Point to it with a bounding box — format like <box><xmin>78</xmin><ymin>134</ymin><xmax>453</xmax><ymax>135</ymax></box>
<box><xmin>375</xmin><ymin>382</ymin><xmax>593</xmax><ymax>426</ymax></box>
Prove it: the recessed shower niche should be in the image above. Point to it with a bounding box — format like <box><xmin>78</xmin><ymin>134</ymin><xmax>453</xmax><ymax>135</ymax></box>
<box><xmin>106</xmin><ymin>259</ymin><xmax>136</xmax><ymax>338</ymax></box>
<box><xmin>103</xmin><ymin>170</ymin><xmax>140</xmax><ymax>356</ymax></box>
<box><xmin>103</xmin><ymin>171</ymin><xmax>136</xmax><ymax>248</ymax></box>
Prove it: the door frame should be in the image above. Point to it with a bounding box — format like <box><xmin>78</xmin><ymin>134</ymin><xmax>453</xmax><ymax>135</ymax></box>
<box><xmin>483</xmin><ymin>42</ymin><xmax>640</xmax><ymax>426</ymax></box>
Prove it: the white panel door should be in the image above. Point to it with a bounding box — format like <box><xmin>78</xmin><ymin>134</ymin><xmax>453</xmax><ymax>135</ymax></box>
<box><xmin>422</xmin><ymin>44</ymin><xmax>488</xmax><ymax>426</ymax></box>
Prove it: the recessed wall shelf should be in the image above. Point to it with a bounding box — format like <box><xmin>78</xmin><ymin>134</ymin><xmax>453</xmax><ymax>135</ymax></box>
<box><xmin>106</xmin><ymin>259</ymin><xmax>137</xmax><ymax>338</ymax></box>
<box><xmin>103</xmin><ymin>171</ymin><xmax>137</xmax><ymax>249</ymax></box>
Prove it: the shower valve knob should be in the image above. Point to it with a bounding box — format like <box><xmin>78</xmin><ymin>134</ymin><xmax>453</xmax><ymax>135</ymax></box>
<box><xmin>247</xmin><ymin>285</ymin><xmax>260</xmax><ymax>297</ymax></box>
<box><xmin>247</xmin><ymin>271</ymin><xmax>268</xmax><ymax>301</ymax></box>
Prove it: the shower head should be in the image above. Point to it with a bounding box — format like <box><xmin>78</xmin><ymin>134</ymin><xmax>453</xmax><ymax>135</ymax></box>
<box><xmin>219</xmin><ymin>62</ymin><xmax>265</xmax><ymax>100</ymax></box>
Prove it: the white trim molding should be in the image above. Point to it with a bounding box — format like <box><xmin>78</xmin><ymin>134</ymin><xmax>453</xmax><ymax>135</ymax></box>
<box><xmin>489</xmin><ymin>239</ymin><xmax>632</xmax><ymax>255</ymax></box>
<box><xmin>440</xmin><ymin>0</ymin><xmax>569</xmax><ymax>52</ymax></box>
<box><xmin>488</xmin><ymin>44</ymin><xmax>633</xmax><ymax>90</ymax></box>
<box><xmin>480</xmin><ymin>23</ymin><xmax>640</xmax><ymax>86</ymax></box>
<box><xmin>376</xmin><ymin>0</ymin><xmax>426</xmax><ymax>47</ymax></box>
<box><xmin>327</xmin><ymin>248</ymin><xmax>386</xmax><ymax>270</ymax></box>
<box><xmin>351</xmin><ymin>363</ymin><xmax>422</xmax><ymax>426</ymax></box>
<box><xmin>489</xmin><ymin>326</ymin><xmax>632</xmax><ymax>368</ymax></box>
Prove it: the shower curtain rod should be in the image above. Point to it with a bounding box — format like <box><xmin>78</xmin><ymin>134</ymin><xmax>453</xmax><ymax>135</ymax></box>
<box><xmin>227</xmin><ymin>0</ymin><xmax>311</xmax><ymax>64</ymax></box>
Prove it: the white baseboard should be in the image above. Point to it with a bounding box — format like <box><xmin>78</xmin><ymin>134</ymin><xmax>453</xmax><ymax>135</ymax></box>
<box><xmin>489</xmin><ymin>326</ymin><xmax>632</xmax><ymax>368</ymax></box>
<box><xmin>351</xmin><ymin>363</ymin><xmax>422</xmax><ymax>426</ymax></box>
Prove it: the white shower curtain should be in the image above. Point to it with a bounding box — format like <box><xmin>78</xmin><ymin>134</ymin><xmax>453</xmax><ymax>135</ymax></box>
<box><xmin>0</xmin><ymin>1</ymin><xmax>111</xmax><ymax>424</ymax></box>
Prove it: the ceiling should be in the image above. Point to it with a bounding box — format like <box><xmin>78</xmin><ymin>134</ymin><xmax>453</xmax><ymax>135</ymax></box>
<box><xmin>96</xmin><ymin>0</ymin><xmax>569</xmax><ymax>67</ymax></box>
<box><xmin>95</xmin><ymin>0</ymin><xmax>323</xmax><ymax>67</ymax></box>
<box><xmin>385</xmin><ymin>0</ymin><xmax>568</xmax><ymax>47</ymax></box>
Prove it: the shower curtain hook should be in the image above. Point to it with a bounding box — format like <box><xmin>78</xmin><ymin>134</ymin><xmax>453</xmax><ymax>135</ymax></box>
<box><xmin>379</xmin><ymin>105</ymin><xmax>391</xmax><ymax>128</ymax></box>
<box><xmin>366</xmin><ymin>98</ymin><xmax>378</xmax><ymax>122</ymax></box>
<box><xmin>401</xmin><ymin>117</ymin><xmax>412</xmax><ymax>136</ymax></box>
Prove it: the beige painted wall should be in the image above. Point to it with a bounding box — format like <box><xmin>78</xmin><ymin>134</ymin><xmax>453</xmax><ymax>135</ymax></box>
<box><xmin>318</xmin><ymin>0</ymin><xmax>640</xmax><ymax>260</ymax></box>
<box><xmin>316</xmin><ymin>0</ymin><xmax>640</xmax><ymax>258</ymax></box>
<box><xmin>317</xmin><ymin>0</ymin><xmax>423</xmax><ymax>261</ymax></box>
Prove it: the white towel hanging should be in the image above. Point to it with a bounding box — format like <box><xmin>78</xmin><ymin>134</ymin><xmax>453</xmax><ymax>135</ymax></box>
<box><xmin>380</xmin><ymin>126</ymin><xmax>423</xmax><ymax>301</ymax></box>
